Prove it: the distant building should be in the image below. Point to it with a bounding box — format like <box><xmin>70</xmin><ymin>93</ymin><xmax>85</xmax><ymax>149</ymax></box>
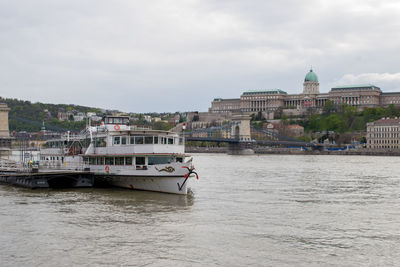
<box><xmin>209</xmin><ymin>98</ymin><xmax>241</xmax><ymax>114</ymax></box>
<box><xmin>57</xmin><ymin>111</ymin><xmax>68</xmax><ymax>121</ymax></box>
<box><xmin>191</xmin><ymin>126</ymin><xmax>231</xmax><ymax>139</ymax></box>
<box><xmin>73</xmin><ymin>112</ymin><xmax>85</xmax><ymax>122</ymax></box>
<box><xmin>366</xmin><ymin>117</ymin><xmax>400</xmax><ymax>149</ymax></box>
<box><xmin>143</xmin><ymin>115</ymin><xmax>152</xmax><ymax>123</ymax></box>
<box><xmin>90</xmin><ymin>115</ymin><xmax>102</xmax><ymax>122</ymax></box>
<box><xmin>173</xmin><ymin>114</ymin><xmax>181</xmax><ymax>123</ymax></box>
<box><xmin>209</xmin><ymin>69</ymin><xmax>400</xmax><ymax>115</ymax></box>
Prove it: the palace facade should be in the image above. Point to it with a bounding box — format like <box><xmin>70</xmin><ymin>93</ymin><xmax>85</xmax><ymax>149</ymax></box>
<box><xmin>209</xmin><ymin>69</ymin><xmax>400</xmax><ymax>114</ymax></box>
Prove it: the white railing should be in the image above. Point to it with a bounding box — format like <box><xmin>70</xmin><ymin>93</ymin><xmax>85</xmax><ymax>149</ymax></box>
<box><xmin>0</xmin><ymin>158</ymin><xmax>32</xmax><ymax>172</ymax></box>
<box><xmin>39</xmin><ymin>160</ymin><xmax>90</xmax><ymax>172</ymax></box>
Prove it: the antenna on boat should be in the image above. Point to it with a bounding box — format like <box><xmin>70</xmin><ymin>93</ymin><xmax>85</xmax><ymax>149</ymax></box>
<box><xmin>88</xmin><ymin>117</ymin><xmax>93</xmax><ymax>143</ymax></box>
<box><xmin>182</xmin><ymin>122</ymin><xmax>186</xmax><ymax>145</ymax></box>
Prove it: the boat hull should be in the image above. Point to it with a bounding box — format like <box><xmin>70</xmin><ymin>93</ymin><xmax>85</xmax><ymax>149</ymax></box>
<box><xmin>97</xmin><ymin>175</ymin><xmax>190</xmax><ymax>195</ymax></box>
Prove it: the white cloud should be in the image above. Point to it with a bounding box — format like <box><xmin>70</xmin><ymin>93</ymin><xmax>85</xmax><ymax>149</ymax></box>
<box><xmin>336</xmin><ymin>73</ymin><xmax>400</xmax><ymax>91</ymax></box>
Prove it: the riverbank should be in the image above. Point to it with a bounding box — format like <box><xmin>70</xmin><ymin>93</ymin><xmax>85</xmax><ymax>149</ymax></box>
<box><xmin>185</xmin><ymin>146</ymin><xmax>400</xmax><ymax>156</ymax></box>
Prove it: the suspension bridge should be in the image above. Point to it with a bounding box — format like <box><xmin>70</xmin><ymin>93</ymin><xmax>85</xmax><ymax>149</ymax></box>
<box><xmin>184</xmin><ymin>114</ymin><xmax>317</xmax><ymax>154</ymax></box>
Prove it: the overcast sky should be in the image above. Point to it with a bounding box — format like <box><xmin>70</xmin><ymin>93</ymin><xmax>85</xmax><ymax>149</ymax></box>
<box><xmin>1</xmin><ymin>0</ymin><xmax>400</xmax><ymax>113</ymax></box>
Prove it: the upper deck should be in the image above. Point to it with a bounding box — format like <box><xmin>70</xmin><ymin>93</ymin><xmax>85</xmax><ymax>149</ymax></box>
<box><xmin>43</xmin><ymin>115</ymin><xmax>185</xmax><ymax>156</ymax></box>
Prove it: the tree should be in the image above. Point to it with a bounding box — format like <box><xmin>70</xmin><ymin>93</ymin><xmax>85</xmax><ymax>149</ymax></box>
<box><xmin>322</xmin><ymin>100</ymin><xmax>337</xmax><ymax>115</ymax></box>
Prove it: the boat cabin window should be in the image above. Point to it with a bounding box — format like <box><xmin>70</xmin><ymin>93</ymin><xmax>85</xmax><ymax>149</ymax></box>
<box><xmin>97</xmin><ymin>157</ymin><xmax>104</xmax><ymax>165</ymax></box>
<box><xmin>121</xmin><ymin>136</ymin><xmax>127</xmax><ymax>145</ymax></box>
<box><xmin>148</xmin><ymin>156</ymin><xmax>174</xmax><ymax>165</ymax></box>
<box><xmin>176</xmin><ymin>157</ymin><xmax>183</xmax><ymax>163</ymax></box>
<box><xmin>105</xmin><ymin>157</ymin><xmax>114</xmax><ymax>165</ymax></box>
<box><xmin>144</xmin><ymin>136</ymin><xmax>153</xmax><ymax>144</ymax></box>
<box><xmin>105</xmin><ymin>117</ymin><xmax>129</xmax><ymax>125</ymax></box>
<box><xmin>86</xmin><ymin>156</ymin><xmax>135</xmax><ymax>165</ymax></box>
<box><xmin>89</xmin><ymin>157</ymin><xmax>96</xmax><ymax>165</ymax></box>
<box><xmin>113</xmin><ymin>137</ymin><xmax>120</xmax><ymax>145</ymax></box>
<box><xmin>136</xmin><ymin>157</ymin><xmax>145</xmax><ymax>165</ymax></box>
<box><xmin>135</xmin><ymin>136</ymin><xmax>144</xmax><ymax>144</ymax></box>
<box><xmin>95</xmin><ymin>138</ymin><xmax>106</xmax><ymax>147</ymax></box>
<box><xmin>112</xmin><ymin>135</ymin><xmax>179</xmax><ymax>145</ymax></box>
<box><xmin>115</xmin><ymin>157</ymin><xmax>124</xmax><ymax>165</ymax></box>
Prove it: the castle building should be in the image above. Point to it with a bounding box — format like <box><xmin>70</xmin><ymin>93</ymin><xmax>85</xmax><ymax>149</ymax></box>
<box><xmin>209</xmin><ymin>69</ymin><xmax>400</xmax><ymax>114</ymax></box>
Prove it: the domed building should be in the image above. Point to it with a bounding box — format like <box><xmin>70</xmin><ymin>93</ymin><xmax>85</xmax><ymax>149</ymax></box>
<box><xmin>284</xmin><ymin>68</ymin><xmax>328</xmax><ymax>109</ymax></box>
<box><xmin>303</xmin><ymin>69</ymin><xmax>319</xmax><ymax>95</ymax></box>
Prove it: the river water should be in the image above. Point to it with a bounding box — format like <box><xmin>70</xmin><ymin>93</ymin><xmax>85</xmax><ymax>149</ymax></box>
<box><xmin>1</xmin><ymin>154</ymin><xmax>400</xmax><ymax>266</ymax></box>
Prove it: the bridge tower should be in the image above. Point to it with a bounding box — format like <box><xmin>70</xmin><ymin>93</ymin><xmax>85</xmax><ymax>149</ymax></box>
<box><xmin>229</xmin><ymin>114</ymin><xmax>254</xmax><ymax>155</ymax></box>
<box><xmin>0</xmin><ymin>103</ymin><xmax>10</xmax><ymax>138</ymax></box>
<box><xmin>231</xmin><ymin>114</ymin><xmax>252</xmax><ymax>141</ymax></box>
<box><xmin>0</xmin><ymin>103</ymin><xmax>12</xmax><ymax>158</ymax></box>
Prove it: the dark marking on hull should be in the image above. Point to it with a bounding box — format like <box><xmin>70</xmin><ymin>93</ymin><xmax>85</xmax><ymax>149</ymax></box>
<box><xmin>155</xmin><ymin>166</ymin><xmax>175</xmax><ymax>173</ymax></box>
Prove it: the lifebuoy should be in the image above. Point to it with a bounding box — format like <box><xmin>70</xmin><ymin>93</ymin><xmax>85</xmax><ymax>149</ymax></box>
<box><xmin>114</xmin><ymin>124</ymin><xmax>120</xmax><ymax>131</ymax></box>
<box><xmin>105</xmin><ymin>165</ymin><xmax>110</xmax><ymax>173</ymax></box>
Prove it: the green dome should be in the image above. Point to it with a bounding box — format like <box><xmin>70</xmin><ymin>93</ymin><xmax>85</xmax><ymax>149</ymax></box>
<box><xmin>305</xmin><ymin>69</ymin><xmax>318</xmax><ymax>82</ymax></box>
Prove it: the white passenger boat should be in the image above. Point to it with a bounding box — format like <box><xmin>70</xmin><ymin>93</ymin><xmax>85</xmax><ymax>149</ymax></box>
<box><xmin>39</xmin><ymin>116</ymin><xmax>197</xmax><ymax>194</ymax></box>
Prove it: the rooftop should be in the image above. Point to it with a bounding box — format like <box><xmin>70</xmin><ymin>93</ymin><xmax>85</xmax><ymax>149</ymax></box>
<box><xmin>242</xmin><ymin>89</ymin><xmax>287</xmax><ymax>95</ymax></box>
<box><xmin>331</xmin><ymin>84</ymin><xmax>381</xmax><ymax>91</ymax></box>
<box><xmin>381</xmin><ymin>92</ymin><xmax>400</xmax><ymax>96</ymax></box>
<box><xmin>371</xmin><ymin>117</ymin><xmax>400</xmax><ymax>125</ymax></box>
<box><xmin>213</xmin><ymin>98</ymin><xmax>240</xmax><ymax>102</ymax></box>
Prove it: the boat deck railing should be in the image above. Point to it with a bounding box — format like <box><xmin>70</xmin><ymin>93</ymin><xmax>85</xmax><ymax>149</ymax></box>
<box><xmin>0</xmin><ymin>158</ymin><xmax>32</xmax><ymax>173</ymax></box>
<box><xmin>40</xmin><ymin>161</ymin><xmax>89</xmax><ymax>172</ymax></box>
